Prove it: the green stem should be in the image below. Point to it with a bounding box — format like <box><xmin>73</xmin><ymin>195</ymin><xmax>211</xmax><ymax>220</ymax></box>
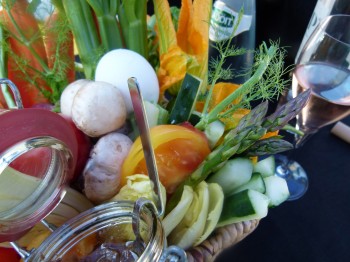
<box><xmin>196</xmin><ymin>44</ymin><xmax>277</xmax><ymax>130</ymax></box>
<box><xmin>96</xmin><ymin>15</ymin><xmax>124</xmax><ymax>51</ymax></box>
<box><xmin>281</xmin><ymin>124</ymin><xmax>305</xmax><ymax>136</ymax></box>
<box><xmin>119</xmin><ymin>0</ymin><xmax>148</xmax><ymax>58</ymax></box>
<box><xmin>87</xmin><ymin>0</ymin><xmax>124</xmax><ymax>52</ymax></box>
<box><xmin>201</xmin><ymin>10</ymin><xmax>244</xmax><ymax>116</ymax></box>
<box><xmin>62</xmin><ymin>0</ymin><xmax>101</xmax><ymax>79</ymax></box>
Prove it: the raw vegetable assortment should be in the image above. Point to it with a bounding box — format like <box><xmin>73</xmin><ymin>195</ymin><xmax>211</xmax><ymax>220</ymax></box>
<box><xmin>0</xmin><ymin>0</ymin><xmax>311</xmax><ymax>258</ymax></box>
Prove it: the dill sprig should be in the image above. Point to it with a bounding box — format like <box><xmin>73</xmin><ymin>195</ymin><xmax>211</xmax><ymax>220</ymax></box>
<box><xmin>196</xmin><ymin>41</ymin><xmax>289</xmax><ymax>131</ymax></box>
<box><xmin>196</xmin><ymin>6</ymin><xmax>290</xmax><ymax>131</ymax></box>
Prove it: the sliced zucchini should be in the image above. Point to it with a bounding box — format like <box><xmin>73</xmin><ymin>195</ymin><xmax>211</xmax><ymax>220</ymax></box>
<box><xmin>162</xmin><ymin>185</ymin><xmax>194</xmax><ymax>237</ymax></box>
<box><xmin>168</xmin><ymin>181</ymin><xmax>209</xmax><ymax>250</ymax></box>
<box><xmin>168</xmin><ymin>73</ymin><xmax>202</xmax><ymax>124</ymax></box>
<box><xmin>207</xmin><ymin>157</ymin><xmax>253</xmax><ymax>196</ymax></box>
<box><xmin>253</xmin><ymin>155</ymin><xmax>275</xmax><ymax>178</ymax></box>
<box><xmin>231</xmin><ymin>172</ymin><xmax>266</xmax><ymax>195</ymax></box>
<box><xmin>217</xmin><ymin>189</ymin><xmax>269</xmax><ymax>227</ymax></box>
<box><xmin>194</xmin><ymin>183</ymin><xmax>224</xmax><ymax>246</ymax></box>
<box><xmin>263</xmin><ymin>176</ymin><xmax>290</xmax><ymax>207</ymax></box>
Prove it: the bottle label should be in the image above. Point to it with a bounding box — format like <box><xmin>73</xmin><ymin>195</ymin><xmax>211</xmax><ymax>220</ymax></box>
<box><xmin>209</xmin><ymin>1</ymin><xmax>253</xmax><ymax>42</ymax></box>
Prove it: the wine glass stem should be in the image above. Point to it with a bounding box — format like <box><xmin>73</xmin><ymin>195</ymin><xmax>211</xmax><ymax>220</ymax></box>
<box><xmin>276</xmin><ymin>160</ymin><xmax>292</xmax><ymax>179</ymax></box>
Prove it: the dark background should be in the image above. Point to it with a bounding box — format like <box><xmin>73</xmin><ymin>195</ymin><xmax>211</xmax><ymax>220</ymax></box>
<box><xmin>149</xmin><ymin>1</ymin><xmax>350</xmax><ymax>262</ymax></box>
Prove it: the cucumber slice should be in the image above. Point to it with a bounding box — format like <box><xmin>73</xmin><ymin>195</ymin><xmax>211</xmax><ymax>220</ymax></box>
<box><xmin>156</xmin><ymin>104</ymin><xmax>169</xmax><ymax>125</ymax></box>
<box><xmin>217</xmin><ymin>189</ymin><xmax>269</xmax><ymax>227</ymax></box>
<box><xmin>263</xmin><ymin>176</ymin><xmax>290</xmax><ymax>207</ymax></box>
<box><xmin>204</xmin><ymin>120</ymin><xmax>225</xmax><ymax>149</ymax></box>
<box><xmin>144</xmin><ymin>101</ymin><xmax>159</xmax><ymax>128</ymax></box>
<box><xmin>168</xmin><ymin>73</ymin><xmax>202</xmax><ymax>124</ymax></box>
<box><xmin>253</xmin><ymin>156</ymin><xmax>276</xmax><ymax>178</ymax></box>
<box><xmin>207</xmin><ymin>158</ymin><xmax>253</xmax><ymax>196</ymax></box>
<box><xmin>231</xmin><ymin>172</ymin><xmax>266</xmax><ymax>194</ymax></box>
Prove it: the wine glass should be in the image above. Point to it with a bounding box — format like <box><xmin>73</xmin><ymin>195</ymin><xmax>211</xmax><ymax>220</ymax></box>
<box><xmin>275</xmin><ymin>14</ymin><xmax>350</xmax><ymax>200</ymax></box>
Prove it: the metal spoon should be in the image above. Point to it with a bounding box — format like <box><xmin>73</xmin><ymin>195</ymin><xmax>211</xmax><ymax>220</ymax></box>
<box><xmin>127</xmin><ymin>77</ymin><xmax>164</xmax><ymax>217</ymax></box>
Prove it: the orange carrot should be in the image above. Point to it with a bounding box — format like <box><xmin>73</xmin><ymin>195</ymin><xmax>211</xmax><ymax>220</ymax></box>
<box><xmin>1</xmin><ymin>0</ymin><xmax>50</xmax><ymax>107</ymax></box>
<box><xmin>43</xmin><ymin>9</ymin><xmax>75</xmax><ymax>84</ymax></box>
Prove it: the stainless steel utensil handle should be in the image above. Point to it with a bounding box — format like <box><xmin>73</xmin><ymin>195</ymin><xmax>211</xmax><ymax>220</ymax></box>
<box><xmin>128</xmin><ymin>77</ymin><xmax>164</xmax><ymax>217</ymax></box>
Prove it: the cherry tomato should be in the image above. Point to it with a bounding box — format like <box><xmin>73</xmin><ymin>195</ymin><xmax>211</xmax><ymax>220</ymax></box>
<box><xmin>121</xmin><ymin>125</ymin><xmax>211</xmax><ymax>194</ymax></box>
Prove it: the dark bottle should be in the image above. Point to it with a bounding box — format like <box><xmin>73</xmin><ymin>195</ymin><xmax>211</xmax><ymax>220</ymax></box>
<box><xmin>209</xmin><ymin>0</ymin><xmax>256</xmax><ymax>84</ymax></box>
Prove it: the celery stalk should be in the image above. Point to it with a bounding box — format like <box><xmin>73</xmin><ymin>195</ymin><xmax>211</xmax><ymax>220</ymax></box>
<box><xmin>118</xmin><ymin>0</ymin><xmax>148</xmax><ymax>58</ymax></box>
<box><xmin>62</xmin><ymin>0</ymin><xmax>101</xmax><ymax>79</ymax></box>
<box><xmin>86</xmin><ymin>0</ymin><xmax>124</xmax><ymax>51</ymax></box>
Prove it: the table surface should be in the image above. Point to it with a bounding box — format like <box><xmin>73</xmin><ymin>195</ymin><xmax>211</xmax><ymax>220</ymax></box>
<box><xmin>216</xmin><ymin>116</ymin><xmax>350</xmax><ymax>262</ymax></box>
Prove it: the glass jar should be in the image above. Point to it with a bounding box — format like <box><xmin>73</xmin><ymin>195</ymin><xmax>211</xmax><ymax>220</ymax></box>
<box><xmin>27</xmin><ymin>200</ymin><xmax>186</xmax><ymax>262</ymax></box>
<box><xmin>0</xmin><ymin>135</ymin><xmax>74</xmax><ymax>242</ymax></box>
<box><xmin>0</xmin><ymin>97</ymin><xmax>78</xmax><ymax>242</ymax></box>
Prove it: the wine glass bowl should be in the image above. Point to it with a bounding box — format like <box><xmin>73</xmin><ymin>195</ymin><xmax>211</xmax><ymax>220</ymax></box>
<box><xmin>292</xmin><ymin>14</ymin><xmax>350</xmax><ymax>147</ymax></box>
<box><xmin>275</xmin><ymin>14</ymin><xmax>350</xmax><ymax>200</ymax></box>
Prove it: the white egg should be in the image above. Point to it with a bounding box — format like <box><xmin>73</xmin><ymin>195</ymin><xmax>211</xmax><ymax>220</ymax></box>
<box><xmin>95</xmin><ymin>49</ymin><xmax>160</xmax><ymax>113</ymax></box>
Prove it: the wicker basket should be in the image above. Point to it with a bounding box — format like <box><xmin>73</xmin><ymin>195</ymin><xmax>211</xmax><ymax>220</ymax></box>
<box><xmin>186</xmin><ymin>219</ymin><xmax>259</xmax><ymax>262</ymax></box>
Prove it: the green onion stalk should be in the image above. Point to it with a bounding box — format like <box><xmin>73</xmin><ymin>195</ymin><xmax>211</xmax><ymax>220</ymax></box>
<box><xmin>86</xmin><ymin>0</ymin><xmax>124</xmax><ymax>52</ymax></box>
<box><xmin>118</xmin><ymin>0</ymin><xmax>148</xmax><ymax>59</ymax></box>
<box><xmin>62</xmin><ymin>0</ymin><xmax>101</xmax><ymax>79</ymax></box>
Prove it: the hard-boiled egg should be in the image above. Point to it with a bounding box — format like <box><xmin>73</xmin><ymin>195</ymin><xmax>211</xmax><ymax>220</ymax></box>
<box><xmin>95</xmin><ymin>49</ymin><xmax>159</xmax><ymax>113</ymax></box>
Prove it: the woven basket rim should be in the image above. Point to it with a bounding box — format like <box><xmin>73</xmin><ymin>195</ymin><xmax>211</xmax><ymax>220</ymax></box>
<box><xmin>185</xmin><ymin>219</ymin><xmax>260</xmax><ymax>262</ymax></box>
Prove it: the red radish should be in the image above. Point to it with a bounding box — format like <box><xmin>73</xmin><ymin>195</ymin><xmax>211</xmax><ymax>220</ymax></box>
<box><xmin>0</xmin><ymin>247</ymin><xmax>20</xmax><ymax>262</ymax></box>
<box><xmin>59</xmin><ymin>114</ymin><xmax>92</xmax><ymax>181</ymax></box>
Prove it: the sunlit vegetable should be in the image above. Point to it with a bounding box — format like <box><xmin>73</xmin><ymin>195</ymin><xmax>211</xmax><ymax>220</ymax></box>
<box><xmin>109</xmin><ymin>174</ymin><xmax>166</xmax><ymax>209</ymax></box>
<box><xmin>162</xmin><ymin>185</ymin><xmax>194</xmax><ymax>236</ymax></box>
<box><xmin>71</xmin><ymin>81</ymin><xmax>127</xmax><ymax>137</ymax></box>
<box><xmin>120</xmin><ymin>124</ymin><xmax>211</xmax><ymax>194</ymax></box>
<box><xmin>168</xmin><ymin>181</ymin><xmax>209</xmax><ymax>249</ymax></box>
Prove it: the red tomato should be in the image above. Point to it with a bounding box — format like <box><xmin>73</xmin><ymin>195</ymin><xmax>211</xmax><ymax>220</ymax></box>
<box><xmin>0</xmin><ymin>247</ymin><xmax>20</xmax><ymax>262</ymax></box>
<box><xmin>10</xmin><ymin>147</ymin><xmax>51</xmax><ymax>178</ymax></box>
<box><xmin>121</xmin><ymin>125</ymin><xmax>211</xmax><ymax>194</ymax></box>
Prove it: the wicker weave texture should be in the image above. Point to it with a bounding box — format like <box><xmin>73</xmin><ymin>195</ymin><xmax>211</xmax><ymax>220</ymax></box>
<box><xmin>186</xmin><ymin>220</ymin><xmax>259</xmax><ymax>262</ymax></box>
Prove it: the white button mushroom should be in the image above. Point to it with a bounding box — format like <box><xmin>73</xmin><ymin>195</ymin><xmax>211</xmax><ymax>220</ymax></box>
<box><xmin>71</xmin><ymin>81</ymin><xmax>127</xmax><ymax>137</ymax></box>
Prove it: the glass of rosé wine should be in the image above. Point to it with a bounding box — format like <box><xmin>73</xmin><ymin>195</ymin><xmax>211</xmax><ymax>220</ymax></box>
<box><xmin>275</xmin><ymin>14</ymin><xmax>350</xmax><ymax>200</ymax></box>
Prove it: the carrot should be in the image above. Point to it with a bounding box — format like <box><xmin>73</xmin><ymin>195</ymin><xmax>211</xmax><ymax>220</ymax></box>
<box><xmin>43</xmin><ymin>9</ymin><xmax>75</xmax><ymax>84</ymax></box>
<box><xmin>1</xmin><ymin>0</ymin><xmax>51</xmax><ymax>107</ymax></box>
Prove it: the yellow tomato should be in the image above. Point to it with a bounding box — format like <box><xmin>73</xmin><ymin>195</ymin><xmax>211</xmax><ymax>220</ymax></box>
<box><xmin>121</xmin><ymin>124</ymin><xmax>211</xmax><ymax>194</ymax></box>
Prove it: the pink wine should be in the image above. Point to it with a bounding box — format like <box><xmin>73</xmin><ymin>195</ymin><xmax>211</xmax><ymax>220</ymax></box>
<box><xmin>292</xmin><ymin>62</ymin><xmax>350</xmax><ymax>132</ymax></box>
